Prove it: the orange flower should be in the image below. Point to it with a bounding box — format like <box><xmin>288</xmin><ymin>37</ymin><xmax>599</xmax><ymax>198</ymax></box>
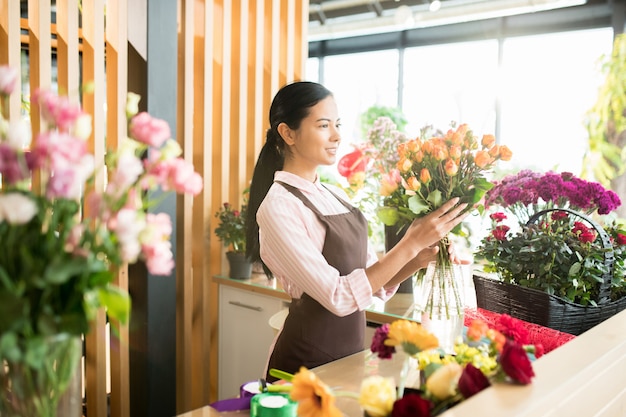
<box><xmin>385</xmin><ymin>319</ymin><xmax>439</xmax><ymax>355</ymax></box>
<box><xmin>481</xmin><ymin>134</ymin><xmax>496</xmax><ymax>149</ymax></box>
<box><xmin>466</xmin><ymin>319</ymin><xmax>489</xmax><ymax>341</ymax></box>
<box><xmin>290</xmin><ymin>367</ymin><xmax>343</xmax><ymax>417</ymax></box>
<box><xmin>487</xmin><ymin>329</ymin><xmax>506</xmax><ymax>352</ymax></box>
<box><xmin>407</xmin><ymin>139</ymin><xmax>422</xmax><ymax>153</ymax></box>
<box><xmin>474</xmin><ymin>150</ymin><xmax>492</xmax><ymax>168</ymax></box>
<box><xmin>406</xmin><ymin>176</ymin><xmax>420</xmax><ymax>191</ymax></box>
<box><xmin>432</xmin><ymin>144</ymin><xmax>448</xmax><ymax>161</ymax></box>
<box><xmin>498</xmin><ymin>145</ymin><xmax>513</xmax><ymax>161</ymax></box>
<box><xmin>419</xmin><ymin>168</ymin><xmax>431</xmax><ymax>185</ymax></box>
<box><xmin>449</xmin><ymin>145</ymin><xmax>462</xmax><ymax>160</ymax></box>
<box><xmin>398</xmin><ymin>157</ymin><xmax>413</xmax><ymax>173</ymax></box>
<box><xmin>380</xmin><ymin>170</ymin><xmax>401</xmax><ymax>196</ymax></box>
<box><xmin>488</xmin><ymin>144</ymin><xmax>501</xmax><ymax>158</ymax></box>
<box><xmin>443</xmin><ymin>158</ymin><xmax>458</xmax><ymax>176</ymax></box>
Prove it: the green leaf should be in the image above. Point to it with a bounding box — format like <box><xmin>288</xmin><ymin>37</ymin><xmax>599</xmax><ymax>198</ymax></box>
<box><xmin>408</xmin><ymin>194</ymin><xmax>430</xmax><ymax>215</ymax></box>
<box><xmin>0</xmin><ymin>332</ymin><xmax>22</xmax><ymax>363</ymax></box>
<box><xmin>426</xmin><ymin>189</ymin><xmax>442</xmax><ymax>208</ymax></box>
<box><xmin>44</xmin><ymin>257</ymin><xmax>88</xmax><ymax>284</ymax></box>
<box><xmin>377</xmin><ymin>206</ymin><xmax>400</xmax><ymax>226</ymax></box>
<box><xmin>98</xmin><ymin>286</ymin><xmax>132</xmax><ymax>324</ymax></box>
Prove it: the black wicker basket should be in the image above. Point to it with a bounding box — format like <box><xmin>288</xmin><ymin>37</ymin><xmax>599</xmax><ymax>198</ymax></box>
<box><xmin>474</xmin><ymin>208</ymin><xmax>626</xmax><ymax>336</ymax></box>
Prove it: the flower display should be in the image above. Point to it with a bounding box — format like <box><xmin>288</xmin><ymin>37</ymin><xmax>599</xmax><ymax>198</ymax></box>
<box><xmin>475</xmin><ymin>169</ymin><xmax>626</xmax><ymax>305</ymax></box>
<box><xmin>0</xmin><ymin>65</ymin><xmax>203</xmax><ymax>371</ymax></box>
<box><xmin>214</xmin><ymin>198</ymin><xmax>247</xmax><ymax>253</ymax></box>
<box><xmin>268</xmin><ymin>315</ymin><xmax>537</xmax><ymax>417</ymax></box>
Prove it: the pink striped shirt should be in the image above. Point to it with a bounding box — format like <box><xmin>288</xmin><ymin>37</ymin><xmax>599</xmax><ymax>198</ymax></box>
<box><xmin>257</xmin><ymin>171</ymin><xmax>397</xmax><ymax>316</ymax></box>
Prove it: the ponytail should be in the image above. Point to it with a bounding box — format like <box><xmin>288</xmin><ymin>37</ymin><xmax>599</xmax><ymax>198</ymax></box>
<box><xmin>245</xmin><ymin>130</ymin><xmax>284</xmax><ymax>277</ymax></box>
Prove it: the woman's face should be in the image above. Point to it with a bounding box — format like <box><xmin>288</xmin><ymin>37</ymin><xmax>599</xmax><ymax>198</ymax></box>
<box><xmin>281</xmin><ymin>96</ymin><xmax>342</xmax><ymax>177</ymax></box>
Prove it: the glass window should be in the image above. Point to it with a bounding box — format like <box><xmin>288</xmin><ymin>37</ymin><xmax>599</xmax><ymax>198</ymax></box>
<box><xmin>305</xmin><ymin>57</ymin><xmax>319</xmax><ymax>83</ymax></box>
<box><xmin>499</xmin><ymin>28</ymin><xmax>613</xmax><ymax>174</ymax></box>
<box><xmin>322</xmin><ymin>50</ymin><xmax>400</xmax><ymax>144</ymax></box>
<box><xmin>402</xmin><ymin>40</ymin><xmax>499</xmax><ymax>137</ymax></box>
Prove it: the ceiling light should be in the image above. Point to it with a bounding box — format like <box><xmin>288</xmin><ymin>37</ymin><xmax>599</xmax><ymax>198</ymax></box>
<box><xmin>429</xmin><ymin>0</ymin><xmax>442</xmax><ymax>12</ymax></box>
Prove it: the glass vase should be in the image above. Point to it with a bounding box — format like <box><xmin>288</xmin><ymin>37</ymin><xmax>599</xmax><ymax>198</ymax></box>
<box><xmin>0</xmin><ymin>333</ymin><xmax>83</xmax><ymax>417</ymax></box>
<box><xmin>415</xmin><ymin>259</ymin><xmax>465</xmax><ymax>354</ymax></box>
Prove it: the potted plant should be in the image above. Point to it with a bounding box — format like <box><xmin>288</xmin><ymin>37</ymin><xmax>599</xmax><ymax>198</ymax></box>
<box><xmin>214</xmin><ymin>199</ymin><xmax>252</xmax><ymax>279</ymax></box>
<box><xmin>0</xmin><ymin>66</ymin><xmax>203</xmax><ymax>416</ymax></box>
<box><xmin>474</xmin><ymin>169</ymin><xmax>626</xmax><ymax>335</ymax></box>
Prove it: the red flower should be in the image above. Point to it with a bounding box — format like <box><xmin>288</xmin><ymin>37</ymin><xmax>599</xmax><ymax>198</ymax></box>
<box><xmin>370</xmin><ymin>323</ymin><xmax>396</xmax><ymax>359</ymax></box>
<box><xmin>489</xmin><ymin>212</ymin><xmax>507</xmax><ymax>222</ymax></box>
<box><xmin>495</xmin><ymin>314</ymin><xmax>530</xmax><ymax>345</ymax></box>
<box><xmin>616</xmin><ymin>233</ymin><xmax>626</xmax><ymax>245</ymax></box>
<box><xmin>550</xmin><ymin>210</ymin><xmax>568</xmax><ymax>221</ymax></box>
<box><xmin>499</xmin><ymin>340</ymin><xmax>535</xmax><ymax>384</ymax></box>
<box><xmin>458</xmin><ymin>364</ymin><xmax>491</xmax><ymax>398</ymax></box>
<box><xmin>391</xmin><ymin>393</ymin><xmax>432</xmax><ymax>417</ymax></box>
<box><xmin>572</xmin><ymin>221</ymin><xmax>596</xmax><ymax>243</ymax></box>
<box><xmin>337</xmin><ymin>148</ymin><xmax>368</xmax><ymax>178</ymax></box>
<box><xmin>492</xmin><ymin>225</ymin><xmax>510</xmax><ymax>241</ymax></box>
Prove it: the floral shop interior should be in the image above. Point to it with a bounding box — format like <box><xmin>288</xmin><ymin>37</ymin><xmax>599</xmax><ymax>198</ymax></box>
<box><xmin>1</xmin><ymin>0</ymin><xmax>626</xmax><ymax>417</ymax></box>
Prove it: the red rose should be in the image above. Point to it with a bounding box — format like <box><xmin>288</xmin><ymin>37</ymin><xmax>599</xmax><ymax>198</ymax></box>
<box><xmin>500</xmin><ymin>340</ymin><xmax>535</xmax><ymax>384</ymax></box>
<box><xmin>391</xmin><ymin>393</ymin><xmax>432</xmax><ymax>417</ymax></box>
<box><xmin>550</xmin><ymin>210</ymin><xmax>568</xmax><ymax>221</ymax></box>
<box><xmin>492</xmin><ymin>225</ymin><xmax>510</xmax><ymax>241</ymax></box>
<box><xmin>458</xmin><ymin>364</ymin><xmax>491</xmax><ymax>398</ymax></box>
<box><xmin>489</xmin><ymin>212</ymin><xmax>507</xmax><ymax>222</ymax></box>
<box><xmin>617</xmin><ymin>233</ymin><xmax>626</xmax><ymax>245</ymax></box>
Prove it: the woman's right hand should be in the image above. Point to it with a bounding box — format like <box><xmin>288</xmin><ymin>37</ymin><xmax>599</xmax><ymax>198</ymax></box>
<box><xmin>402</xmin><ymin>197</ymin><xmax>468</xmax><ymax>255</ymax></box>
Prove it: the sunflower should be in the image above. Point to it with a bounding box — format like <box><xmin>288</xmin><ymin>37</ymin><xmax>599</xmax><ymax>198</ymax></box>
<box><xmin>289</xmin><ymin>367</ymin><xmax>343</xmax><ymax>417</ymax></box>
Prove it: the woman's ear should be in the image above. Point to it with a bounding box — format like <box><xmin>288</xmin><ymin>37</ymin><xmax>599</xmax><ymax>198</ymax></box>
<box><xmin>277</xmin><ymin>122</ymin><xmax>295</xmax><ymax>146</ymax></box>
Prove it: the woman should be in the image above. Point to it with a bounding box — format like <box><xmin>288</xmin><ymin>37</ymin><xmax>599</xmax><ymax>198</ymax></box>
<box><xmin>245</xmin><ymin>81</ymin><xmax>467</xmax><ymax>382</ymax></box>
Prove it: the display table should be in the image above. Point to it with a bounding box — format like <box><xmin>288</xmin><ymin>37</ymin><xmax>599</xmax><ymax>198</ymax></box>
<box><xmin>180</xmin><ymin>308</ymin><xmax>626</xmax><ymax>417</ymax></box>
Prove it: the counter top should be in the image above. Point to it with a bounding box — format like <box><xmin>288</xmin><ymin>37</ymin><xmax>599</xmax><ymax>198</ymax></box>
<box><xmin>212</xmin><ymin>273</ymin><xmax>419</xmax><ymax>324</ymax></box>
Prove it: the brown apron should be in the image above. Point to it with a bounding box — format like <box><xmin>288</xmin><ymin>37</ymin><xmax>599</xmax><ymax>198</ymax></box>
<box><xmin>265</xmin><ymin>181</ymin><xmax>368</xmax><ymax>382</ymax></box>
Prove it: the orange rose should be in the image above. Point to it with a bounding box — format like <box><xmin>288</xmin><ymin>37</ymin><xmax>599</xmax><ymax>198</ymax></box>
<box><xmin>481</xmin><ymin>134</ymin><xmax>496</xmax><ymax>149</ymax></box>
<box><xmin>419</xmin><ymin>168</ymin><xmax>431</xmax><ymax>184</ymax></box>
<box><xmin>398</xmin><ymin>157</ymin><xmax>413</xmax><ymax>173</ymax></box>
<box><xmin>449</xmin><ymin>145</ymin><xmax>462</xmax><ymax>160</ymax></box>
<box><xmin>407</xmin><ymin>139</ymin><xmax>421</xmax><ymax>153</ymax></box>
<box><xmin>444</xmin><ymin>158</ymin><xmax>458</xmax><ymax>176</ymax></box>
<box><xmin>498</xmin><ymin>145</ymin><xmax>513</xmax><ymax>161</ymax></box>
<box><xmin>406</xmin><ymin>176</ymin><xmax>420</xmax><ymax>191</ymax></box>
<box><xmin>474</xmin><ymin>150</ymin><xmax>492</xmax><ymax>168</ymax></box>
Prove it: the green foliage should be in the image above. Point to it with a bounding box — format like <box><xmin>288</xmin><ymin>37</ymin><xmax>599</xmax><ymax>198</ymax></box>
<box><xmin>582</xmin><ymin>34</ymin><xmax>626</xmax><ymax>186</ymax></box>
<box><xmin>214</xmin><ymin>202</ymin><xmax>247</xmax><ymax>253</ymax></box>
<box><xmin>359</xmin><ymin>104</ymin><xmax>408</xmax><ymax>138</ymax></box>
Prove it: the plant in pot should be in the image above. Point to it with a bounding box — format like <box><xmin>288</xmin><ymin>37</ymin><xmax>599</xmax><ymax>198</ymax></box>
<box><xmin>0</xmin><ymin>66</ymin><xmax>203</xmax><ymax>416</ymax></box>
<box><xmin>214</xmin><ymin>199</ymin><xmax>252</xmax><ymax>279</ymax></box>
<box><xmin>474</xmin><ymin>169</ymin><xmax>626</xmax><ymax>335</ymax></box>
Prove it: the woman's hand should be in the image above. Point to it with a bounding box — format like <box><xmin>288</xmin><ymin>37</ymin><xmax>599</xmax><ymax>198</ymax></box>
<box><xmin>402</xmin><ymin>198</ymin><xmax>469</xmax><ymax>256</ymax></box>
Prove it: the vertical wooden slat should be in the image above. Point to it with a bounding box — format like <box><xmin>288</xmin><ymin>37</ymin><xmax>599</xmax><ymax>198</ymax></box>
<box><xmin>82</xmin><ymin>0</ymin><xmax>108</xmax><ymax>416</ymax></box>
<box><xmin>55</xmin><ymin>0</ymin><xmax>79</xmax><ymax>97</ymax></box>
<box><xmin>177</xmin><ymin>0</ymin><xmax>195</xmax><ymax>412</ymax></box>
<box><xmin>105</xmin><ymin>1</ymin><xmax>130</xmax><ymax>416</ymax></box>
<box><xmin>0</xmin><ymin>0</ymin><xmax>22</xmax><ymax>119</ymax></box>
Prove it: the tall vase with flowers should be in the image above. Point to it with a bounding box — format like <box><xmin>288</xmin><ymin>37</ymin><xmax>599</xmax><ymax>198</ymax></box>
<box><xmin>377</xmin><ymin>123</ymin><xmax>512</xmax><ymax>352</ymax></box>
<box><xmin>0</xmin><ymin>65</ymin><xmax>203</xmax><ymax>416</ymax></box>
<box><xmin>474</xmin><ymin>170</ymin><xmax>626</xmax><ymax>334</ymax></box>
<box><xmin>214</xmin><ymin>196</ymin><xmax>252</xmax><ymax>279</ymax></box>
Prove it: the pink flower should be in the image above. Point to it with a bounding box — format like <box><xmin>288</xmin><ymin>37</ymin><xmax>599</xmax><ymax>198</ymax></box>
<box><xmin>129</xmin><ymin>112</ymin><xmax>171</xmax><ymax>147</ymax></box>
<box><xmin>107</xmin><ymin>153</ymin><xmax>144</xmax><ymax>198</ymax></box>
<box><xmin>380</xmin><ymin>169</ymin><xmax>401</xmax><ymax>197</ymax></box>
<box><xmin>0</xmin><ymin>65</ymin><xmax>18</xmax><ymax>95</ymax></box>
<box><xmin>112</xmin><ymin>208</ymin><xmax>146</xmax><ymax>263</ymax></box>
<box><xmin>141</xmin><ymin>213</ymin><xmax>175</xmax><ymax>275</ymax></box>
<box><xmin>0</xmin><ymin>144</ymin><xmax>29</xmax><ymax>184</ymax></box>
<box><xmin>32</xmin><ymin>88</ymin><xmax>85</xmax><ymax>131</ymax></box>
<box><xmin>489</xmin><ymin>212</ymin><xmax>507</xmax><ymax>222</ymax></box>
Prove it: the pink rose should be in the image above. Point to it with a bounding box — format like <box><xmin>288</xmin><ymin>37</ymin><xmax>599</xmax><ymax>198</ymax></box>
<box><xmin>0</xmin><ymin>65</ymin><xmax>18</xmax><ymax>95</ymax></box>
<box><xmin>129</xmin><ymin>112</ymin><xmax>171</xmax><ymax>147</ymax></box>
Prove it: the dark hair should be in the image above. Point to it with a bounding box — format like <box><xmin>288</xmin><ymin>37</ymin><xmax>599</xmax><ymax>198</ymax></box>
<box><xmin>245</xmin><ymin>81</ymin><xmax>333</xmax><ymax>277</ymax></box>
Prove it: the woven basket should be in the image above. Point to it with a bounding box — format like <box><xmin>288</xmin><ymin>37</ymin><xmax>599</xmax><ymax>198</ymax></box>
<box><xmin>474</xmin><ymin>208</ymin><xmax>626</xmax><ymax>336</ymax></box>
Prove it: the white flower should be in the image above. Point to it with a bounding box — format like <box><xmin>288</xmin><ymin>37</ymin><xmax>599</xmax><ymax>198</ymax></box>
<box><xmin>0</xmin><ymin>193</ymin><xmax>38</xmax><ymax>224</ymax></box>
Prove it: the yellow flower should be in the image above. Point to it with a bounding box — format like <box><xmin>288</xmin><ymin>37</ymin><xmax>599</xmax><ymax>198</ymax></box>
<box><xmin>425</xmin><ymin>362</ymin><xmax>463</xmax><ymax>400</ymax></box>
<box><xmin>385</xmin><ymin>320</ymin><xmax>439</xmax><ymax>355</ymax></box>
<box><xmin>359</xmin><ymin>376</ymin><xmax>397</xmax><ymax>417</ymax></box>
<box><xmin>290</xmin><ymin>367</ymin><xmax>343</xmax><ymax>417</ymax></box>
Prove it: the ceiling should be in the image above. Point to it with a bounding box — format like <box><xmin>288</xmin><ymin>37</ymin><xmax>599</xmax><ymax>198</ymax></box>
<box><xmin>307</xmin><ymin>0</ymin><xmax>589</xmax><ymax>41</ymax></box>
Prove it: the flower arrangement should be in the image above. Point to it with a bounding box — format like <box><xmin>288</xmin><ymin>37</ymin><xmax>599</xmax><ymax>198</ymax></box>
<box><xmin>0</xmin><ymin>65</ymin><xmax>202</xmax><ymax>412</ymax></box>
<box><xmin>475</xmin><ymin>169</ymin><xmax>626</xmax><ymax>305</ymax></box>
<box><xmin>214</xmin><ymin>199</ymin><xmax>247</xmax><ymax>253</ymax></box>
<box><xmin>267</xmin><ymin>316</ymin><xmax>538</xmax><ymax>417</ymax></box>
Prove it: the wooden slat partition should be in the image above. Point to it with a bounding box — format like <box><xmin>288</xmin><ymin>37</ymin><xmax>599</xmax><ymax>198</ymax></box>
<box><xmin>1</xmin><ymin>0</ymin><xmax>309</xmax><ymax>415</ymax></box>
